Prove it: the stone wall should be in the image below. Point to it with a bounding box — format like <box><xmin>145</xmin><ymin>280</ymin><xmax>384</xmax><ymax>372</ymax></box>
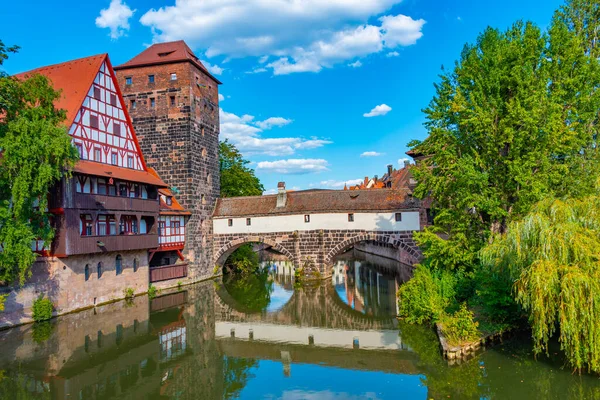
<box><xmin>0</xmin><ymin>249</ymin><xmax>149</xmax><ymax>329</ymax></box>
<box><xmin>213</xmin><ymin>229</ymin><xmax>422</xmax><ymax>276</ymax></box>
<box><xmin>116</xmin><ymin>61</ymin><xmax>220</xmax><ymax>282</ymax></box>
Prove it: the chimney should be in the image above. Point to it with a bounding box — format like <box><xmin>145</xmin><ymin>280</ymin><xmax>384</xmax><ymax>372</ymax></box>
<box><xmin>387</xmin><ymin>164</ymin><xmax>393</xmax><ymax>176</ymax></box>
<box><xmin>276</xmin><ymin>182</ymin><xmax>287</xmax><ymax>208</ymax></box>
<box><xmin>374</xmin><ymin>175</ymin><xmax>378</xmax><ymax>182</ymax></box>
<box><xmin>404</xmin><ymin>159</ymin><xmax>410</xmax><ymax>169</ymax></box>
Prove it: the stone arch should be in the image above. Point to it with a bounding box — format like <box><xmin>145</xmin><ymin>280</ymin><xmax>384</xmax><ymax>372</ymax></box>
<box><xmin>323</xmin><ymin>232</ymin><xmax>419</xmax><ymax>269</ymax></box>
<box><xmin>214</xmin><ymin>236</ymin><xmax>295</xmax><ymax>267</ymax></box>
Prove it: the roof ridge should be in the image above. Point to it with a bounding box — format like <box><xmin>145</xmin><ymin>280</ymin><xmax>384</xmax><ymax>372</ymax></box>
<box><xmin>16</xmin><ymin>53</ymin><xmax>107</xmax><ymax>76</ymax></box>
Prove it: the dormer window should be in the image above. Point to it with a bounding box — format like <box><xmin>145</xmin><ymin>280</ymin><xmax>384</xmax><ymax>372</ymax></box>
<box><xmin>166</xmin><ymin>196</ymin><xmax>172</xmax><ymax>206</ymax></box>
<box><xmin>158</xmin><ymin>51</ymin><xmax>175</xmax><ymax>57</ymax></box>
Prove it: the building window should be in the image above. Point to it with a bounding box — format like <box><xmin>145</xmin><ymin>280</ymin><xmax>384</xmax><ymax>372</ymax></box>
<box><xmin>395</xmin><ymin>213</ymin><xmax>402</xmax><ymax>222</ymax></box>
<box><xmin>170</xmin><ymin>73</ymin><xmax>177</xmax><ymax>81</ymax></box>
<box><xmin>116</xmin><ymin>255</ymin><xmax>122</xmax><ymax>275</ymax></box>
<box><xmin>85</xmin><ymin>264</ymin><xmax>90</xmax><ymax>281</ymax></box>
<box><xmin>246</xmin><ymin>218</ymin><xmax>251</xmax><ymax>226</ymax></box>
<box><xmin>110</xmin><ymin>94</ymin><xmax>117</xmax><ymax>106</ymax></box>
<box><xmin>81</xmin><ymin>214</ymin><xmax>93</xmax><ymax>236</ymax></box>
<box><xmin>97</xmin><ymin>215</ymin><xmax>116</xmax><ymax>235</ymax></box>
<box><xmin>158</xmin><ymin>221</ymin><xmax>165</xmax><ymax>236</ymax></box>
<box><xmin>228</xmin><ymin>219</ymin><xmax>233</xmax><ymax>227</ymax></box>
<box><xmin>304</xmin><ymin>215</ymin><xmax>310</xmax><ymax>223</ymax></box>
<box><xmin>148</xmin><ymin>74</ymin><xmax>155</xmax><ymax>83</ymax></box>
<box><xmin>348</xmin><ymin>213</ymin><xmax>354</xmax><ymax>222</ymax></box>
<box><xmin>125</xmin><ymin>77</ymin><xmax>132</xmax><ymax>85</ymax></box>
<box><xmin>90</xmin><ymin>115</ymin><xmax>99</xmax><ymax>129</ymax></box>
<box><xmin>130</xmin><ymin>99</ymin><xmax>136</xmax><ymax>110</ymax></box>
<box><xmin>113</xmin><ymin>123</ymin><xmax>121</xmax><ymax>136</ymax></box>
<box><xmin>201</xmin><ymin>194</ymin><xmax>206</xmax><ymax>205</ymax></box>
<box><xmin>111</xmin><ymin>152</ymin><xmax>118</xmax><ymax>166</ymax></box>
<box><xmin>119</xmin><ymin>184</ymin><xmax>128</xmax><ymax>197</ymax></box>
<box><xmin>170</xmin><ymin>96</ymin><xmax>175</xmax><ymax>106</ymax></box>
<box><xmin>150</xmin><ymin>98</ymin><xmax>155</xmax><ymax>108</ymax></box>
<box><xmin>166</xmin><ymin>196</ymin><xmax>172</xmax><ymax>206</ymax></box>
<box><xmin>97</xmin><ymin>262</ymin><xmax>103</xmax><ymax>279</ymax></box>
<box><xmin>127</xmin><ymin>156</ymin><xmax>134</xmax><ymax>169</ymax></box>
<box><xmin>75</xmin><ymin>143</ymin><xmax>83</xmax><ymax>158</ymax></box>
<box><xmin>171</xmin><ymin>221</ymin><xmax>180</xmax><ymax>235</ymax></box>
<box><xmin>94</xmin><ymin>147</ymin><xmax>101</xmax><ymax>162</ymax></box>
<box><xmin>93</xmin><ymin>87</ymin><xmax>101</xmax><ymax>100</ymax></box>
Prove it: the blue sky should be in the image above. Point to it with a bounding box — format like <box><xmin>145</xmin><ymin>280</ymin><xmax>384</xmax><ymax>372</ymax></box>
<box><xmin>1</xmin><ymin>0</ymin><xmax>562</xmax><ymax>193</ymax></box>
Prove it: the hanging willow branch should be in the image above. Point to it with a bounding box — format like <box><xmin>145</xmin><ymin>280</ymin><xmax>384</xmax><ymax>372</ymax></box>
<box><xmin>482</xmin><ymin>196</ymin><xmax>600</xmax><ymax>373</ymax></box>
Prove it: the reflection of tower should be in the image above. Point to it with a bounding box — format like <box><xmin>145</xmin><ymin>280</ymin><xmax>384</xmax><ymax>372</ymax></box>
<box><xmin>281</xmin><ymin>351</ymin><xmax>292</xmax><ymax>377</ymax></box>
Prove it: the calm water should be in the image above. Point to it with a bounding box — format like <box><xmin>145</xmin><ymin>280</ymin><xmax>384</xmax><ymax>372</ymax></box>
<box><xmin>0</xmin><ymin>250</ymin><xmax>599</xmax><ymax>399</ymax></box>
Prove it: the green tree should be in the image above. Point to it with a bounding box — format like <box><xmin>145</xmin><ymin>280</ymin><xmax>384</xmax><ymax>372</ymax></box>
<box><xmin>219</xmin><ymin>140</ymin><xmax>264</xmax><ymax>197</ymax></box>
<box><xmin>409</xmin><ymin>3</ymin><xmax>600</xmax><ymax>272</ymax></box>
<box><xmin>0</xmin><ymin>41</ymin><xmax>78</xmax><ymax>287</ymax></box>
<box><xmin>482</xmin><ymin>195</ymin><xmax>600</xmax><ymax>374</ymax></box>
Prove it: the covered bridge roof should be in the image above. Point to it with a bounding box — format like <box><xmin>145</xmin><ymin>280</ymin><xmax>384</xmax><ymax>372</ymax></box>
<box><xmin>213</xmin><ymin>189</ymin><xmax>418</xmax><ymax>218</ymax></box>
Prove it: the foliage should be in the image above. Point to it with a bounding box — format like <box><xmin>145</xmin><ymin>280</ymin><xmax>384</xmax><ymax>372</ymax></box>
<box><xmin>0</xmin><ymin>294</ymin><xmax>6</xmax><ymax>312</ymax></box>
<box><xmin>473</xmin><ymin>266</ymin><xmax>520</xmax><ymax>326</ymax></box>
<box><xmin>223</xmin><ymin>270</ymin><xmax>273</xmax><ymax>313</ymax></box>
<box><xmin>0</xmin><ymin>42</ymin><xmax>78</xmax><ymax>286</ymax></box>
<box><xmin>219</xmin><ymin>140</ymin><xmax>264</xmax><ymax>197</ymax></box>
<box><xmin>397</xmin><ymin>265</ymin><xmax>456</xmax><ymax>324</ymax></box>
<box><xmin>148</xmin><ymin>284</ymin><xmax>159</xmax><ymax>299</ymax></box>
<box><xmin>31</xmin><ymin>295</ymin><xmax>53</xmax><ymax>322</ymax></box>
<box><xmin>222</xmin><ymin>356</ymin><xmax>258</xmax><ymax>399</ymax></box>
<box><xmin>31</xmin><ymin>321</ymin><xmax>54</xmax><ymax>343</ymax></box>
<box><xmin>409</xmin><ymin>4</ymin><xmax>600</xmax><ymax>273</ymax></box>
<box><xmin>177</xmin><ymin>281</ymin><xmax>183</xmax><ymax>290</ymax></box>
<box><xmin>123</xmin><ymin>287</ymin><xmax>135</xmax><ymax>299</ymax></box>
<box><xmin>226</xmin><ymin>244</ymin><xmax>260</xmax><ymax>274</ymax></box>
<box><xmin>482</xmin><ymin>195</ymin><xmax>600</xmax><ymax>373</ymax></box>
<box><xmin>439</xmin><ymin>303</ymin><xmax>480</xmax><ymax>346</ymax></box>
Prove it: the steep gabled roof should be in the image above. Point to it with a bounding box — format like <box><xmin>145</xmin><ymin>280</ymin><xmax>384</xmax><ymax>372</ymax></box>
<box><xmin>15</xmin><ymin>54</ymin><xmax>106</xmax><ymax>125</ymax></box>
<box><xmin>114</xmin><ymin>40</ymin><xmax>222</xmax><ymax>84</ymax></box>
<box><xmin>148</xmin><ymin>168</ymin><xmax>191</xmax><ymax>215</ymax></box>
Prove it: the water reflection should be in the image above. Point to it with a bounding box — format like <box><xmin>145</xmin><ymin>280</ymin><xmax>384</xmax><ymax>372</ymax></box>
<box><xmin>0</xmin><ymin>251</ymin><xmax>599</xmax><ymax>399</ymax></box>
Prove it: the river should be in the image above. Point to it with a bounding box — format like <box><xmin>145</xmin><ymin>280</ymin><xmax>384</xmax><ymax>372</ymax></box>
<box><xmin>0</xmin><ymin>249</ymin><xmax>598</xmax><ymax>399</ymax></box>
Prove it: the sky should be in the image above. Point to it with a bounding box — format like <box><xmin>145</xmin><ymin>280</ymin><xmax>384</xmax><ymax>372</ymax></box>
<box><xmin>1</xmin><ymin>0</ymin><xmax>563</xmax><ymax>194</ymax></box>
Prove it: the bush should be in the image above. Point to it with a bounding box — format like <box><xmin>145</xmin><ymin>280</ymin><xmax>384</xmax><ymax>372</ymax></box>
<box><xmin>32</xmin><ymin>295</ymin><xmax>53</xmax><ymax>322</ymax></box>
<box><xmin>31</xmin><ymin>321</ymin><xmax>54</xmax><ymax>343</ymax></box>
<box><xmin>227</xmin><ymin>244</ymin><xmax>259</xmax><ymax>274</ymax></box>
<box><xmin>474</xmin><ymin>266</ymin><xmax>519</xmax><ymax>325</ymax></box>
<box><xmin>397</xmin><ymin>265</ymin><xmax>456</xmax><ymax>324</ymax></box>
<box><xmin>0</xmin><ymin>294</ymin><xmax>6</xmax><ymax>312</ymax></box>
<box><xmin>148</xmin><ymin>284</ymin><xmax>159</xmax><ymax>299</ymax></box>
<box><xmin>123</xmin><ymin>287</ymin><xmax>135</xmax><ymax>299</ymax></box>
<box><xmin>439</xmin><ymin>303</ymin><xmax>480</xmax><ymax>346</ymax></box>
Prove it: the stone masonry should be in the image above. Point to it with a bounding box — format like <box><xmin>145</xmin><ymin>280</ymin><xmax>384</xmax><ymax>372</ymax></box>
<box><xmin>115</xmin><ymin>55</ymin><xmax>220</xmax><ymax>281</ymax></box>
<box><xmin>213</xmin><ymin>230</ymin><xmax>422</xmax><ymax>276</ymax></box>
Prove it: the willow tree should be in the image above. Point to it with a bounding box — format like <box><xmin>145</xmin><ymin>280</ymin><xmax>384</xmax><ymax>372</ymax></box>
<box><xmin>409</xmin><ymin>0</ymin><xmax>600</xmax><ymax>272</ymax></box>
<box><xmin>0</xmin><ymin>41</ymin><xmax>78</xmax><ymax>288</ymax></box>
<box><xmin>482</xmin><ymin>196</ymin><xmax>600</xmax><ymax>373</ymax></box>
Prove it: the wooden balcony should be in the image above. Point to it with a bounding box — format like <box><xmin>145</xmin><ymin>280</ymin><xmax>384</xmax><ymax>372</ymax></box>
<box><xmin>66</xmin><ymin>233</ymin><xmax>159</xmax><ymax>256</ymax></box>
<box><xmin>70</xmin><ymin>192</ymin><xmax>159</xmax><ymax>213</ymax></box>
<box><xmin>149</xmin><ymin>263</ymin><xmax>188</xmax><ymax>283</ymax></box>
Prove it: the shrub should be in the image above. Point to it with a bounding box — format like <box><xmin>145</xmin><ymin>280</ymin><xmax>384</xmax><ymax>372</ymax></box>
<box><xmin>0</xmin><ymin>294</ymin><xmax>6</xmax><ymax>312</ymax></box>
<box><xmin>177</xmin><ymin>281</ymin><xmax>183</xmax><ymax>290</ymax></box>
<box><xmin>397</xmin><ymin>265</ymin><xmax>456</xmax><ymax>324</ymax></box>
<box><xmin>123</xmin><ymin>287</ymin><xmax>135</xmax><ymax>299</ymax></box>
<box><xmin>148</xmin><ymin>284</ymin><xmax>159</xmax><ymax>299</ymax></box>
<box><xmin>31</xmin><ymin>321</ymin><xmax>54</xmax><ymax>343</ymax></box>
<box><xmin>474</xmin><ymin>266</ymin><xmax>519</xmax><ymax>325</ymax></box>
<box><xmin>439</xmin><ymin>304</ymin><xmax>480</xmax><ymax>346</ymax></box>
<box><xmin>32</xmin><ymin>295</ymin><xmax>53</xmax><ymax>322</ymax></box>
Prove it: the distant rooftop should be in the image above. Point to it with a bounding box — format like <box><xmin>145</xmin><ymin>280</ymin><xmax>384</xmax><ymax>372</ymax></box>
<box><xmin>114</xmin><ymin>40</ymin><xmax>221</xmax><ymax>84</ymax></box>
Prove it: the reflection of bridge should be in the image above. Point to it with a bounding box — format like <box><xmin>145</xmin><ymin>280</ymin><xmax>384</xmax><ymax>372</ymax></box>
<box><xmin>212</xmin><ymin>187</ymin><xmax>425</xmax><ymax>275</ymax></box>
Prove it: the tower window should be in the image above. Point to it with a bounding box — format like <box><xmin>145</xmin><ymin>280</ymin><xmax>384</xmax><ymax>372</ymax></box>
<box><xmin>130</xmin><ymin>99</ymin><xmax>136</xmax><ymax>110</ymax></box>
<box><xmin>150</xmin><ymin>98</ymin><xmax>155</xmax><ymax>108</ymax></box>
<box><xmin>125</xmin><ymin>77</ymin><xmax>132</xmax><ymax>85</ymax></box>
<box><xmin>170</xmin><ymin>73</ymin><xmax>177</xmax><ymax>81</ymax></box>
<box><xmin>170</xmin><ymin>96</ymin><xmax>176</xmax><ymax>106</ymax></box>
<box><xmin>148</xmin><ymin>74</ymin><xmax>155</xmax><ymax>83</ymax></box>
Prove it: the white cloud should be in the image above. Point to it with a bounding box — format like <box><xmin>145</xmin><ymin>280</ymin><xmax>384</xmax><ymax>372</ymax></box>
<box><xmin>348</xmin><ymin>60</ymin><xmax>363</xmax><ymax>68</ymax></box>
<box><xmin>360</xmin><ymin>151</ymin><xmax>383</xmax><ymax>157</ymax></box>
<box><xmin>218</xmin><ymin>93</ymin><xmax>225</xmax><ymax>102</ymax></box>
<box><xmin>245</xmin><ymin>67</ymin><xmax>268</xmax><ymax>74</ymax></box>
<box><xmin>255</xmin><ymin>117</ymin><xmax>293</xmax><ymax>130</ymax></box>
<box><xmin>202</xmin><ymin>60</ymin><xmax>224</xmax><ymax>75</ymax></box>
<box><xmin>363</xmin><ymin>104</ymin><xmax>392</xmax><ymax>117</ymax></box>
<box><xmin>138</xmin><ymin>1</ymin><xmax>425</xmax><ymax>75</ymax></box>
<box><xmin>257</xmin><ymin>159</ymin><xmax>329</xmax><ymax>174</ymax></box>
<box><xmin>398</xmin><ymin>157</ymin><xmax>411</xmax><ymax>166</ymax></box>
<box><xmin>95</xmin><ymin>0</ymin><xmax>135</xmax><ymax>40</ymax></box>
<box><xmin>220</xmin><ymin>109</ymin><xmax>331</xmax><ymax>156</ymax></box>
<box><xmin>318</xmin><ymin>178</ymin><xmax>363</xmax><ymax>188</ymax></box>
<box><xmin>386</xmin><ymin>51</ymin><xmax>400</xmax><ymax>57</ymax></box>
<box><xmin>263</xmin><ymin>188</ymin><xmax>278</xmax><ymax>195</ymax></box>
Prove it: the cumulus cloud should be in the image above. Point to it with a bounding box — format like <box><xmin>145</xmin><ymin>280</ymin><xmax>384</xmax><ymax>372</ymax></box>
<box><xmin>257</xmin><ymin>159</ymin><xmax>329</xmax><ymax>174</ymax></box>
<box><xmin>96</xmin><ymin>0</ymin><xmax>135</xmax><ymax>40</ymax></box>
<box><xmin>218</xmin><ymin>93</ymin><xmax>225</xmax><ymax>102</ymax></box>
<box><xmin>360</xmin><ymin>151</ymin><xmax>383</xmax><ymax>157</ymax></box>
<box><xmin>363</xmin><ymin>104</ymin><xmax>392</xmax><ymax>117</ymax></box>
<box><xmin>138</xmin><ymin>1</ymin><xmax>425</xmax><ymax>75</ymax></box>
<box><xmin>220</xmin><ymin>109</ymin><xmax>331</xmax><ymax>156</ymax></box>
<box><xmin>201</xmin><ymin>60</ymin><xmax>224</xmax><ymax>75</ymax></box>
<box><xmin>318</xmin><ymin>178</ymin><xmax>363</xmax><ymax>188</ymax></box>
<box><xmin>348</xmin><ymin>60</ymin><xmax>363</xmax><ymax>68</ymax></box>
<box><xmin>386</xmin><ymin>51</ymin><xmax>400</xmax><ymax>57</ymax></box>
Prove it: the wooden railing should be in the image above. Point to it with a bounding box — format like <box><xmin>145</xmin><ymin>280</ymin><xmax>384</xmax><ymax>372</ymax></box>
<box><xmin>149</xmin><ymin>263</ymin><xmax>188</xmax><ymax>283</ymax></box>
<box><xmin>150</xmin><ymin>291</ymin><xmax>188</xmax><ymax>312</ymax></box>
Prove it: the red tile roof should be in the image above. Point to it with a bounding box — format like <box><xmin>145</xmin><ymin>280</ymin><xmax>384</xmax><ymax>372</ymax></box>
<box><xmin>72</xmin><ymin>160</ymin><xmax>168</xmax><ymax>188</ymax></box>
<box><xmin>15</xmin><ymin>54</ymin><xmax>106</xmax><ymax>125</ymax></box>
<box><xmin>114</xmin><ymin>40</ymin><xmax>222</xmax><ymax>84</ymax></box>
<box><xmin>214</xmin><ymin>189</ymin><xmax>419</xmax><ymax>218</ymax></box>
<box><xmin>148</xmin><ymin>168</ymin><xmax>191</xmax><ymax>215</ymax></box>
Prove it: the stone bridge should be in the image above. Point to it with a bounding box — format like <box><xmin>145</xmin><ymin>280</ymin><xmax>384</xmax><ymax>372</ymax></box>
<box><xmin>212</xmin><ymin>185</ymin><xmax>424</xmax><ymax>276</ymax></box>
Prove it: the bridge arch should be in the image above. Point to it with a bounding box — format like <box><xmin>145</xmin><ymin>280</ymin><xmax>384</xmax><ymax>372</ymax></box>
<box><xmin>214</xmin><ymin>236</ymin><xmax>295</xmax><ymax>267</ymax></box>
<box><xmin>323</xmin><ymin>232</ymin><xmax>419</xmax><ymax>270</ymax></box>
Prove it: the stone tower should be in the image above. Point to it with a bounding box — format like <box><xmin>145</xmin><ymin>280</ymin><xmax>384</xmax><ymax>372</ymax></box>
<box><xmin>115</xmin><ymin>41</ymin><xmax>221</xmax><ymax>280</ymax></box>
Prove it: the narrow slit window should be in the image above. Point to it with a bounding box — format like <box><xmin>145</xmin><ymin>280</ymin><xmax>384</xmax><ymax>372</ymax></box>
<box><xmin>125</xmin><ymin>77</ymin><xmax>132</xmax><ymax>85</ymax></box>
<box><xmin>228</xmin><ymin>219</ymin><xmax>233</xmax><ymax>227</ymax></box>
<box><xmin>246</xmin><ymin>218</ymin><xmax>251</xmax><ymax>226</ymax></box>
<box><xmin>304</xmin><ymin>215</ymin><xmax>310</xmax><ymax>223</ymax></box>
<box><xmin>148</xmin><ymin>74</ymin><xmax>155</xmax><ymax>84</ymax></box>
<box><xmin>395</xmin><ymin>213</ymin><xmax>402</xmax><ymax>222</ymax></box>
<box><xmin>348</xmin><ymin>213</ymin><xmax>354</xmax><ymax>222</ymax></box>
